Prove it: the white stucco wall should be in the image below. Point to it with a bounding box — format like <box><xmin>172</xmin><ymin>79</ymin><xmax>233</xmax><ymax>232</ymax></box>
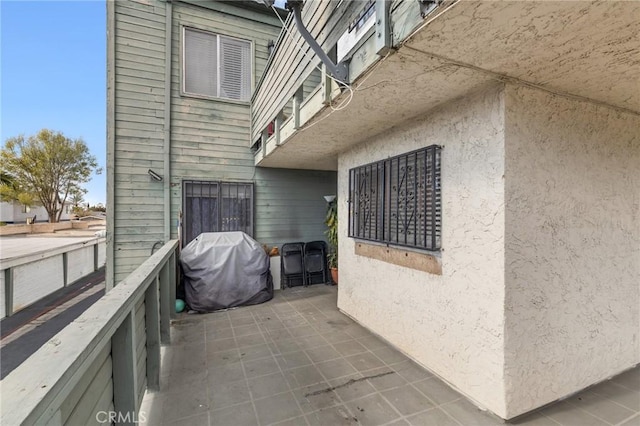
<box><xmin>0</xmin><ymin>273</ymin><xmax>5</xmax><ymax>318</ymax></box>
<box><xmin>67</xmin><ymin>246</ymin><xmax>95</xmax><ymax>284</ymax></box>
<box><xmin>1</xmin><ymin>240</ymin><xmax>105</xmax><ymax>318</ymax></box>
<box><xmin>98</xmin><ymin>242</ymin><xmax>107</xmax><ymax>267</ymax></box>
<box><xmin>0</xmin><ymin>202</ymin><xmax>13</xmax><ymax>223</ymax></box>
<box><xmin>0</xmin><ymin>202</ymin><xmax>47</xmax><ymax>223</ymax></box>
<box><xmin>13</xmin><ymin>255</ymin><xmax>65</xmax><ymax>312</ymax></box>
<box><xmin>338</xmin><ymin>85</ymin><xmax>508</xmax><ymax>416</ymax></box>
<box><xmin>503</xmin><ymin>85</ymin><xmax>640</xmax><ymax>417</ymax></box>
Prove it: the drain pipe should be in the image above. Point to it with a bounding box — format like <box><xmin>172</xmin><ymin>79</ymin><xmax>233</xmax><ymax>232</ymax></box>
<box><xmin>286</xmin><ymin>0</ymin><xmax>349</xmax><ymax>84</ymax></box>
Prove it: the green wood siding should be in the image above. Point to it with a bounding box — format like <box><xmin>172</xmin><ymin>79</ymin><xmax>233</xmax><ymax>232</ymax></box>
<box><xmin>110</xmin><ymin>0</ymin><xmax>337</xmax><ymax>284</ymax></box>
<box><xmin>111</xmin><ymin>0</ymin><xmax>167</xmax><ymax>284</ymax></box>
<box><xmin>254</xmin><ymin>168</ymin><xmax>337</xmax><ymax>249</ymax></box>
<box><xmin>59</xmin><ymin>345</ymin><xmax>112</xmax><ymax>426</ymax></box>
<box><xmin>168</xmin><ymin>1</ymin><xmax>278</xmax><ymax>238</ymax></box>
<box><xmin>135</xmin><ymin>298</ymin><xmax>147</xmax><ymax>408</ymax></box>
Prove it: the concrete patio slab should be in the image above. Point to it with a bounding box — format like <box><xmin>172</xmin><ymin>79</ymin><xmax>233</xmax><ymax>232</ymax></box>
<box><xmin>140</xmin><ymin>285</ymin><xmax>639</xmax><ymax>426</ymax></box>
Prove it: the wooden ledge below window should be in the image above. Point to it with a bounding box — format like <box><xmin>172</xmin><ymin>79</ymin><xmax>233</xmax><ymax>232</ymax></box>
<box><xmin>354</xmin><ymin>242</ymin><xmax>442</xmax><ymax>276</ymax></box>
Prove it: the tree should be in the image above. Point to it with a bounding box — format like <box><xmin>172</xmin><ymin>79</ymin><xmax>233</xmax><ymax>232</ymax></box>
<box><xmin>0</xmin><ymin>171</ymin><xmax>14</xmax><ymax>186</ymax></box>
<box><xmin>0</xmin><ymin>171</ymin><xmax>35</xmax><ymax>207</ymax></box>
<box><xmin>69</xmin><ymin>188</ymin><xmax>86</xmax><ymax>207</ymax></box>
<box><xmin>1</xmin><ymin>129</ymin><xmax>100</xmax><ymax>223</ymax></box>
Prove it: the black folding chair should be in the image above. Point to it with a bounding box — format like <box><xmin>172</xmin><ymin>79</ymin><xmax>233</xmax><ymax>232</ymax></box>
<box><xmin>304</xmin><ymin>241</ymin><xmax>328</xmax><ymax>285</ymax></box>
<box><xmin>281</xmin><ymin>242</ymin><xmax>305</xmax><ymax>288</ymax></box>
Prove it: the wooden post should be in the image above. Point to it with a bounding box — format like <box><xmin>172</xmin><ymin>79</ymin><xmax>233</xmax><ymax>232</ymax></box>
<box><xmin>163</xmin><ymin>0</ymin><xmax>173</xmax><ymax>244</ymax></box>
<box><xmin>159</xmin><ymin>262</ymin><xmax>171</xmax><ymax>344</ymax></box>
<box><xmin>322</xmin><ymin>47</ymin><xmax>339</xmax><ymax>105</ymax></box>
<box><xmin>274</xmin><ymin>111</ymin><xmax>283</xmax><ymax>146</ymax></box>
<box><xmin>293</xmin><ymin>87</ymin><xmax>303</xmax><ymax>130</ymax></box>
<box><xmin>322</xmin><ymin>63</ymin><xmax>332</xmax><ymax>105</ymax></box>
<box><xmin>111</xmin><ymin>311</ymin><xmax>138</xmax><ymax>425</ymax></box>
<box><xmin>169</xmin><ymin>251</ymin><xmax>176</xmax><ymax>319</ymax></box>
<box><xmin>261</xmin><ymin>128</ymin><xmax>268</xmax><ymax>159</ymax></box>
<box><xmin>5</xmin><ymin>268</ymin><xmax>13</xmax><ymax>317</ymax></box>
<box><xmin>375</xmin><ymin>0</ymin><xmax>392</xmax><ymax>56</ymax></box>
<box><xmin>62</xmin><ymin>253</ymin><xmax>69</xmax><ymax>287</ymax></box>
<box><xmin>145</xmin><ymin>277</ymin><xmax>161</xmax><ymax>391</ymax></box>
<box><xmin>105</xmin><ymin>0</ymin><xmax>116</xmax><ymax>292</ymax></box>
<box><xmin>94</xmin><ymin>242</ymin><xmax>99</xmax><ymax>272</ymax></box>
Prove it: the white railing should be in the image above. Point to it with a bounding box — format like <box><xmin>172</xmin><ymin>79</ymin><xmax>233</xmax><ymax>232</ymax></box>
<box><xmin>251</xmin><ymin>0</ymin><xmax>365</xmax><ymax>145</ymax></box>
<box><xmin>0</xmin><ymin>237</ymin><xmax>107</xmax><ymax>319</ymax></box>
<box><xmin>0</xmin><ymin>240</ymin><xmax>178</xmax><ymax>425</ymax></box>
<box><xmin>250</xmin><ymin>0</ymin><xmax>429</xmax><ymax>162</ymax></box>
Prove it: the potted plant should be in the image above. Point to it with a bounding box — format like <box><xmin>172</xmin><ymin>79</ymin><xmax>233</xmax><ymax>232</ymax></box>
<box><xmin>325</xmin><ymin>197</ymin><xmax>338</xmax><ymax>284</ymax></box>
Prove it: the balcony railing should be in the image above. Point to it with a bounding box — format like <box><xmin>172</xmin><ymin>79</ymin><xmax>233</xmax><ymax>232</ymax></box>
<box><xmin>0</xmin><ymin>240</ymin><xmax>178</xmax><ymax>425</ymax></box>
<box><xmin>250</xmin><ymin>0</ymin><xmax>427</xmax><ymax>164</ymax></box>
<box><xmin>251</xmin><ymin>1</ymin><xmax>371</xmax><ymax>154</ymax></box>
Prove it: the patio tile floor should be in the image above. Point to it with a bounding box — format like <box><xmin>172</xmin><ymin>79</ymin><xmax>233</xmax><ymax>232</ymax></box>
<box><xmin>141</xmin><ymin>285</ymin><xmax>639</xmax><ymax>426</ymax></box>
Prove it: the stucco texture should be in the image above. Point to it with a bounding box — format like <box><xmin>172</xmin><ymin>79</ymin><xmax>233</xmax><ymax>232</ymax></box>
<box><xmin>503</xmin><ymin>85</ymin><xmax>640</xmax><ymax>417</ymax></box>
<box><xmin>338</xmin><ymin>85</ymin><xmax>508</xmax><ymax>416</ymax></box>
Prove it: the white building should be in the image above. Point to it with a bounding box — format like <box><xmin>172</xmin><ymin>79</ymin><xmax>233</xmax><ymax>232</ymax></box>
<box><xmin>252</xmin><ymin>0</ymin><xmax>639</xmax><ymax>420</ymax></box>
<box><xmin>0</xmin><ymin>201</ymin><xmax>73</xmax><ymax>223</ymax></box>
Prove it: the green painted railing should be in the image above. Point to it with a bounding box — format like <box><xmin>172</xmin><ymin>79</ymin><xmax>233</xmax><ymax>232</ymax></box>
<box><xmin>0</xmin><ymin>240</ymin><xmax>178</xmax><ymax>426</ymax></box>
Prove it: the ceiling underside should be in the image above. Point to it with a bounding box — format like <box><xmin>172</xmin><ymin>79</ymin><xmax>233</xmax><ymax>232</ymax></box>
<box><xmin>257</xmin><ymin>0</ymin><xmax>639</xmax><ymax>171</ymax></box>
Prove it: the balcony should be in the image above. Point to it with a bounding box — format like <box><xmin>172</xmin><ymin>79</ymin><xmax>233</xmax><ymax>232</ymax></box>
<box><xmin>251</xmin><ymin>0</ymin><xmax>639</xmax><ymax>171</ymax></box>
<box><xmin>2</xmin><ymin>247</ymin><xmax>639</xmax><ymax>424</ymax></box>
<box><xmin>250</xmin><ymin>0</ymin><xmax>421</xmax><ymax>171</ymax></box>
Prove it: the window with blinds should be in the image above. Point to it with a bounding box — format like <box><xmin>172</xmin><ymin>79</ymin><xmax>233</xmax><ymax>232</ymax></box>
<box><xmin>183</xmin><ymin>27</ymin><xmax>252</xmax><ymax>101</ymax></box>
<box><xmin>348</xmin><ymin>145</ymin><xmax>442</xmax><ymax>251</ymax></box>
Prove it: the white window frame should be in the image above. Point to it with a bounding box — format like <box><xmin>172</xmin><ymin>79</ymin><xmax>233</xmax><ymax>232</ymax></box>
<box><xmin>181</xmin><ymin>26</ymin><xmax>254</xmax><ymax>103</ymax></box>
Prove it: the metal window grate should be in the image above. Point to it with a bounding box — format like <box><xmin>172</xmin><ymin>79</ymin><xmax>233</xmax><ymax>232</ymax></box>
<box><xmin>183</xmin><ymin>180</ymin><xmax>254</xmax><ymax>246</ymax></box>
<box><xmin>348</xmin><ymin>145</ymin><xmax>441</xmax><ymax>251</ymax></box>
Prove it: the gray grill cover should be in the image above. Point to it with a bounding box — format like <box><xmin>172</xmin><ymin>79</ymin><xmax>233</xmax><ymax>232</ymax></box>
<box><xmin>181</xmin><ymin>232</ymin><xmax>273</xmax><ymax>312</ymax></box>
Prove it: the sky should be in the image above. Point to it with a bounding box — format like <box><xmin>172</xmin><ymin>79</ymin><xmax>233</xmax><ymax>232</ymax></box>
<box><xmin>1</xmin><ymin>0</ymin><xmax>106</xmax><ymax>206</ymax></box>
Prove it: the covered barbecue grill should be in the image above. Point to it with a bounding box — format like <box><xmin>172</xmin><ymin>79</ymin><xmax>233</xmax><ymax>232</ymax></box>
<box><xmin>180</xmin><ymin>232</ymin><xmax>273</xmax><ymax>312</ymax></box>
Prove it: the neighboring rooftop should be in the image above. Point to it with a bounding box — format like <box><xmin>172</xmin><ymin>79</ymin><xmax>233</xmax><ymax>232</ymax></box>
<box><xmin>0</xmin><ymin>234</ymin><xmax>104</xmax><ymax>263</ymax></box>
